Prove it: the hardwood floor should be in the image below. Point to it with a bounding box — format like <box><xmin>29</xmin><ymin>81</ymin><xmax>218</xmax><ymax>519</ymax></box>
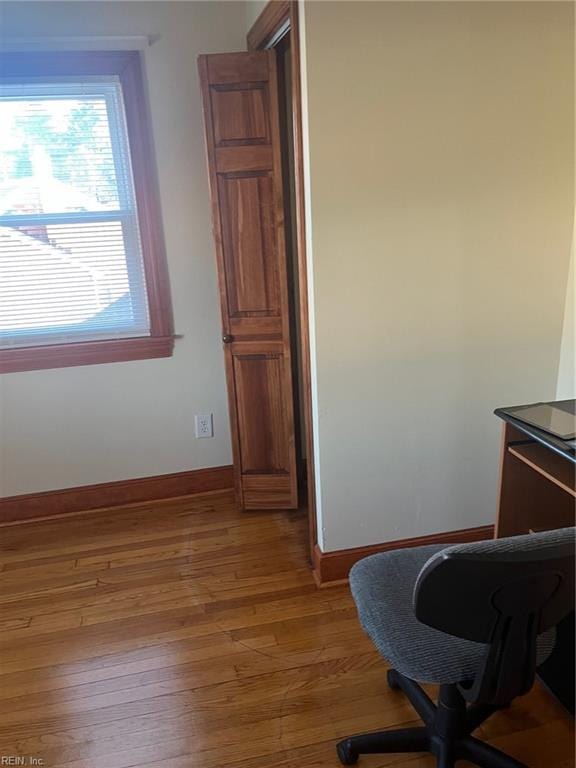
<box><xmin>0</xmin><ymin>490</ymin><xmax>573</xmax><ymax>768</ymax></box>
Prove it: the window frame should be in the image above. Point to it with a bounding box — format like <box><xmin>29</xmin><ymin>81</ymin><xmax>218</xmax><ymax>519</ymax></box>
<box><xmin>0</xmin><ymin>51</ymin><xmax>174</xmax><ymax>374</ymax></box>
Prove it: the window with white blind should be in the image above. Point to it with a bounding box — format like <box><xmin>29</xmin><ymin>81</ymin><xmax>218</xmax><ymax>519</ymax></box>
<box><xmin>0</xmin><ymin>52</ymin><xmax>173</xmax><ymax>373</ymax></box>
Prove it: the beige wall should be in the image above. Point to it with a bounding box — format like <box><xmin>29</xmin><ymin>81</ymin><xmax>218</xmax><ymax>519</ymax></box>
<box><xmin>0</xmin><ymin>2</ymin><xmax>248</xmax><ymax>496</ymax></box>
<box><xmin>301</xmin><ymin>1</ymin><xmax>574</xmax><ymax>551</ymax></box>
<box><xmin>557</xmin><ymin>236</ymin><xmax>575</xmax><ymax>399</ymax></box>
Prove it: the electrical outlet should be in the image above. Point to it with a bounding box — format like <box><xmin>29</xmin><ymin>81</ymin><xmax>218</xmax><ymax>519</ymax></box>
<box><xmin>194</xmin><ymin>414</ymin><xmax>213</xmax><ymax>439</ymax></box>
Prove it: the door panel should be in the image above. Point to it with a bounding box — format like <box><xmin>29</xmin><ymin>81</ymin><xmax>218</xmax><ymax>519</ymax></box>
<box><xmin>198</xmin><ymin>51</ymin><xmax>298</xmax><ymax>509</ymax></box>
<box><xmin>234</xmin><ymin>352</ymin><xmax>290</xmax><ymax>473</ymax></box>
<box><xmin>218</xmin><ymin>172</ymin><xmax>280</xmax><ymax>316</ymax></box>
<box><xmin>212</xmin><ymin>86</ymin><xmax>269</xmax><ymax>145</ymax></box>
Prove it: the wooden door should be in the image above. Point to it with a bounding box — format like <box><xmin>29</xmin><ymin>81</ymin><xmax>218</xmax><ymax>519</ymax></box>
<box><xmin>198</xmin><ymin>51</ymin><xmax>298</xmax><ymax>510</ymax></box>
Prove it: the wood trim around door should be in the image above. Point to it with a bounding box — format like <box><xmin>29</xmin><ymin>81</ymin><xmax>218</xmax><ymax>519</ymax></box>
<box><xmin>247</xmin><ymin>1</ymin><xmax>318</xmax><ymax>559</ymax></box>
<box><xmin>313</xmin><ymin>525</ymin><xmax>496</xmax><ymax>586</ymax></box>
<box><xmin>0</xmin><ymin>466</ymin><xmax>234</xmax><ymax>525</ymax></box>
<box><xmin>247</xmin><ymin>1</ymin><xmax>290</xmax><ymax>50</ymax></box>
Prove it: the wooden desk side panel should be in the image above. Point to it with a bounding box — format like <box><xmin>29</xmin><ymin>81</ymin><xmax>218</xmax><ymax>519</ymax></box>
<box><xmin>496</xmin><ymin>423</ymin><xmax>575</xmax><ymax>538</ymax></box>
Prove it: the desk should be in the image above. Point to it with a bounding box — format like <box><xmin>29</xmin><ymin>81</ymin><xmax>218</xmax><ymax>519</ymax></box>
<box><xmin>495</xmin><ymin>402</ymin><xmax>575</xmax><ymax>538</ymax></box>
<box><xmin>495</xmin><ymin>401</ymin><xmax>575</xmax><ymax>712</ymax></box>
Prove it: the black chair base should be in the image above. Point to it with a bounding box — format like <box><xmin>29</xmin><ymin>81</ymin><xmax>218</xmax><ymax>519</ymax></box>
<box><xmin>336</xmin><ymin>669</ymin><xmax>528</xmax><ymax>768</ymax></box>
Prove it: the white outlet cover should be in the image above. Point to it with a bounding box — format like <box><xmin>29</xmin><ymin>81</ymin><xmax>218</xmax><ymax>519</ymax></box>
<box><xmin>194</xmin><ymin>414</ymin><xmax>213</xmax><ymax>438</ymax></box>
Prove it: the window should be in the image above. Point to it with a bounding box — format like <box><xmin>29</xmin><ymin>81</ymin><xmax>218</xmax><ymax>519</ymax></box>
<box><xmin>0</xmin><ymin>52</ymin><xmax>173</xmax><ymax>373</ymax></box>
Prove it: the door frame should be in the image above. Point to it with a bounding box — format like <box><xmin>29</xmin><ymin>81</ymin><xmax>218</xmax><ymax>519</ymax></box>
<box><xmin>248</xmin><ymin>1</ymin><xmax>317</xmax><ymax>560</ymax></box>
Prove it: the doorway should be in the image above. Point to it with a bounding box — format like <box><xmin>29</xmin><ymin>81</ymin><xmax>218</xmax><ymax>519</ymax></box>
<box><xmin>247</xmin><ymin>2</ymin><xmax>318</xmax><ymax>561</ymax></box>
<box><xmin>276</xmin><ymin>33</ymin><xmax>307</xmax><ymax>506</ymax></box>
<box><xmin>197</xmin><ymin>3</ymin><xmax>316</xmax><ymax>562</ymax></box>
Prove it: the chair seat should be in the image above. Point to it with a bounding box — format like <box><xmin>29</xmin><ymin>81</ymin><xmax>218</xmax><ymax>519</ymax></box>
<box><xmin>350</xmin><ymin>543</ymin><xmax>556</xmax><ymax>685</ymax></box>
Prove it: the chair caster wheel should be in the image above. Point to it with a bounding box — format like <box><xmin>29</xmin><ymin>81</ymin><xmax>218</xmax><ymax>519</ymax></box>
<box><xmin>387</xmin><ymin>669</ymin><xmax>401</xmax><ymax>690</ymax></box>
<box><xmin>337</xmin><ymin>739</ymin><xmax>359</xmax><ymax>765</ymax></box>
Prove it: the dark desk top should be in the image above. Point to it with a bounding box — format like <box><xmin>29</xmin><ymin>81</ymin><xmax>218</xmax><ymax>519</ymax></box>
<box><xmin>495</xmin><ymin>400</ymin><xmax>576</xmax><ymax>465</ymax></box>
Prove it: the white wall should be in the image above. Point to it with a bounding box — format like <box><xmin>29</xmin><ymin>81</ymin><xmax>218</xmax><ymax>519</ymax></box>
<box><xmin>301</xmin><ymin>1</ymin><xmax>575</xmax><ymax>551</ymax></box>
<box><xmin>0</xmin><ymin>2</ymin><xmax>248</xmax><ymax>496</ymax></box>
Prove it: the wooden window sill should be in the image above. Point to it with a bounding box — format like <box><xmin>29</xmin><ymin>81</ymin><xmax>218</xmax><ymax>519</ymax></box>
<box><xmin>0</xmin><ymin>336</ymin><xmax>175</xmax><ymax>374</ymax></box>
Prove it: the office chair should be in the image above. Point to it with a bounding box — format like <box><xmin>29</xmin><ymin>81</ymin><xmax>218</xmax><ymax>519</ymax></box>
<box><xmin>337</xmin><ymin>527</ymin><xmax>575</xmax><ymax>768</ymax></box>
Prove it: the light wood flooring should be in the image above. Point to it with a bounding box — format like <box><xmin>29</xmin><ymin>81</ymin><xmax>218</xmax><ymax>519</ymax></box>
<box><xmin>0</xmin><ymin>490</ymin><xmax>573</xmax><ymax>767</ymax></box>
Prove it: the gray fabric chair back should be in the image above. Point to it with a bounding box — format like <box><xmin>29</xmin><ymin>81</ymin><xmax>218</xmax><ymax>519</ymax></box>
<box><xmin>414</xmin><ymin>527</ymin><xmax>575</xmax><ymax>706</ymax></box>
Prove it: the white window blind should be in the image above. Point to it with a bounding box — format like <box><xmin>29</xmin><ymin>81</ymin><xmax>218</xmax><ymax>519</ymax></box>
<box><xmin>0</xmin><ymin>77</ymin><xmax>150</xmax><ymax>349</ymax></box>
